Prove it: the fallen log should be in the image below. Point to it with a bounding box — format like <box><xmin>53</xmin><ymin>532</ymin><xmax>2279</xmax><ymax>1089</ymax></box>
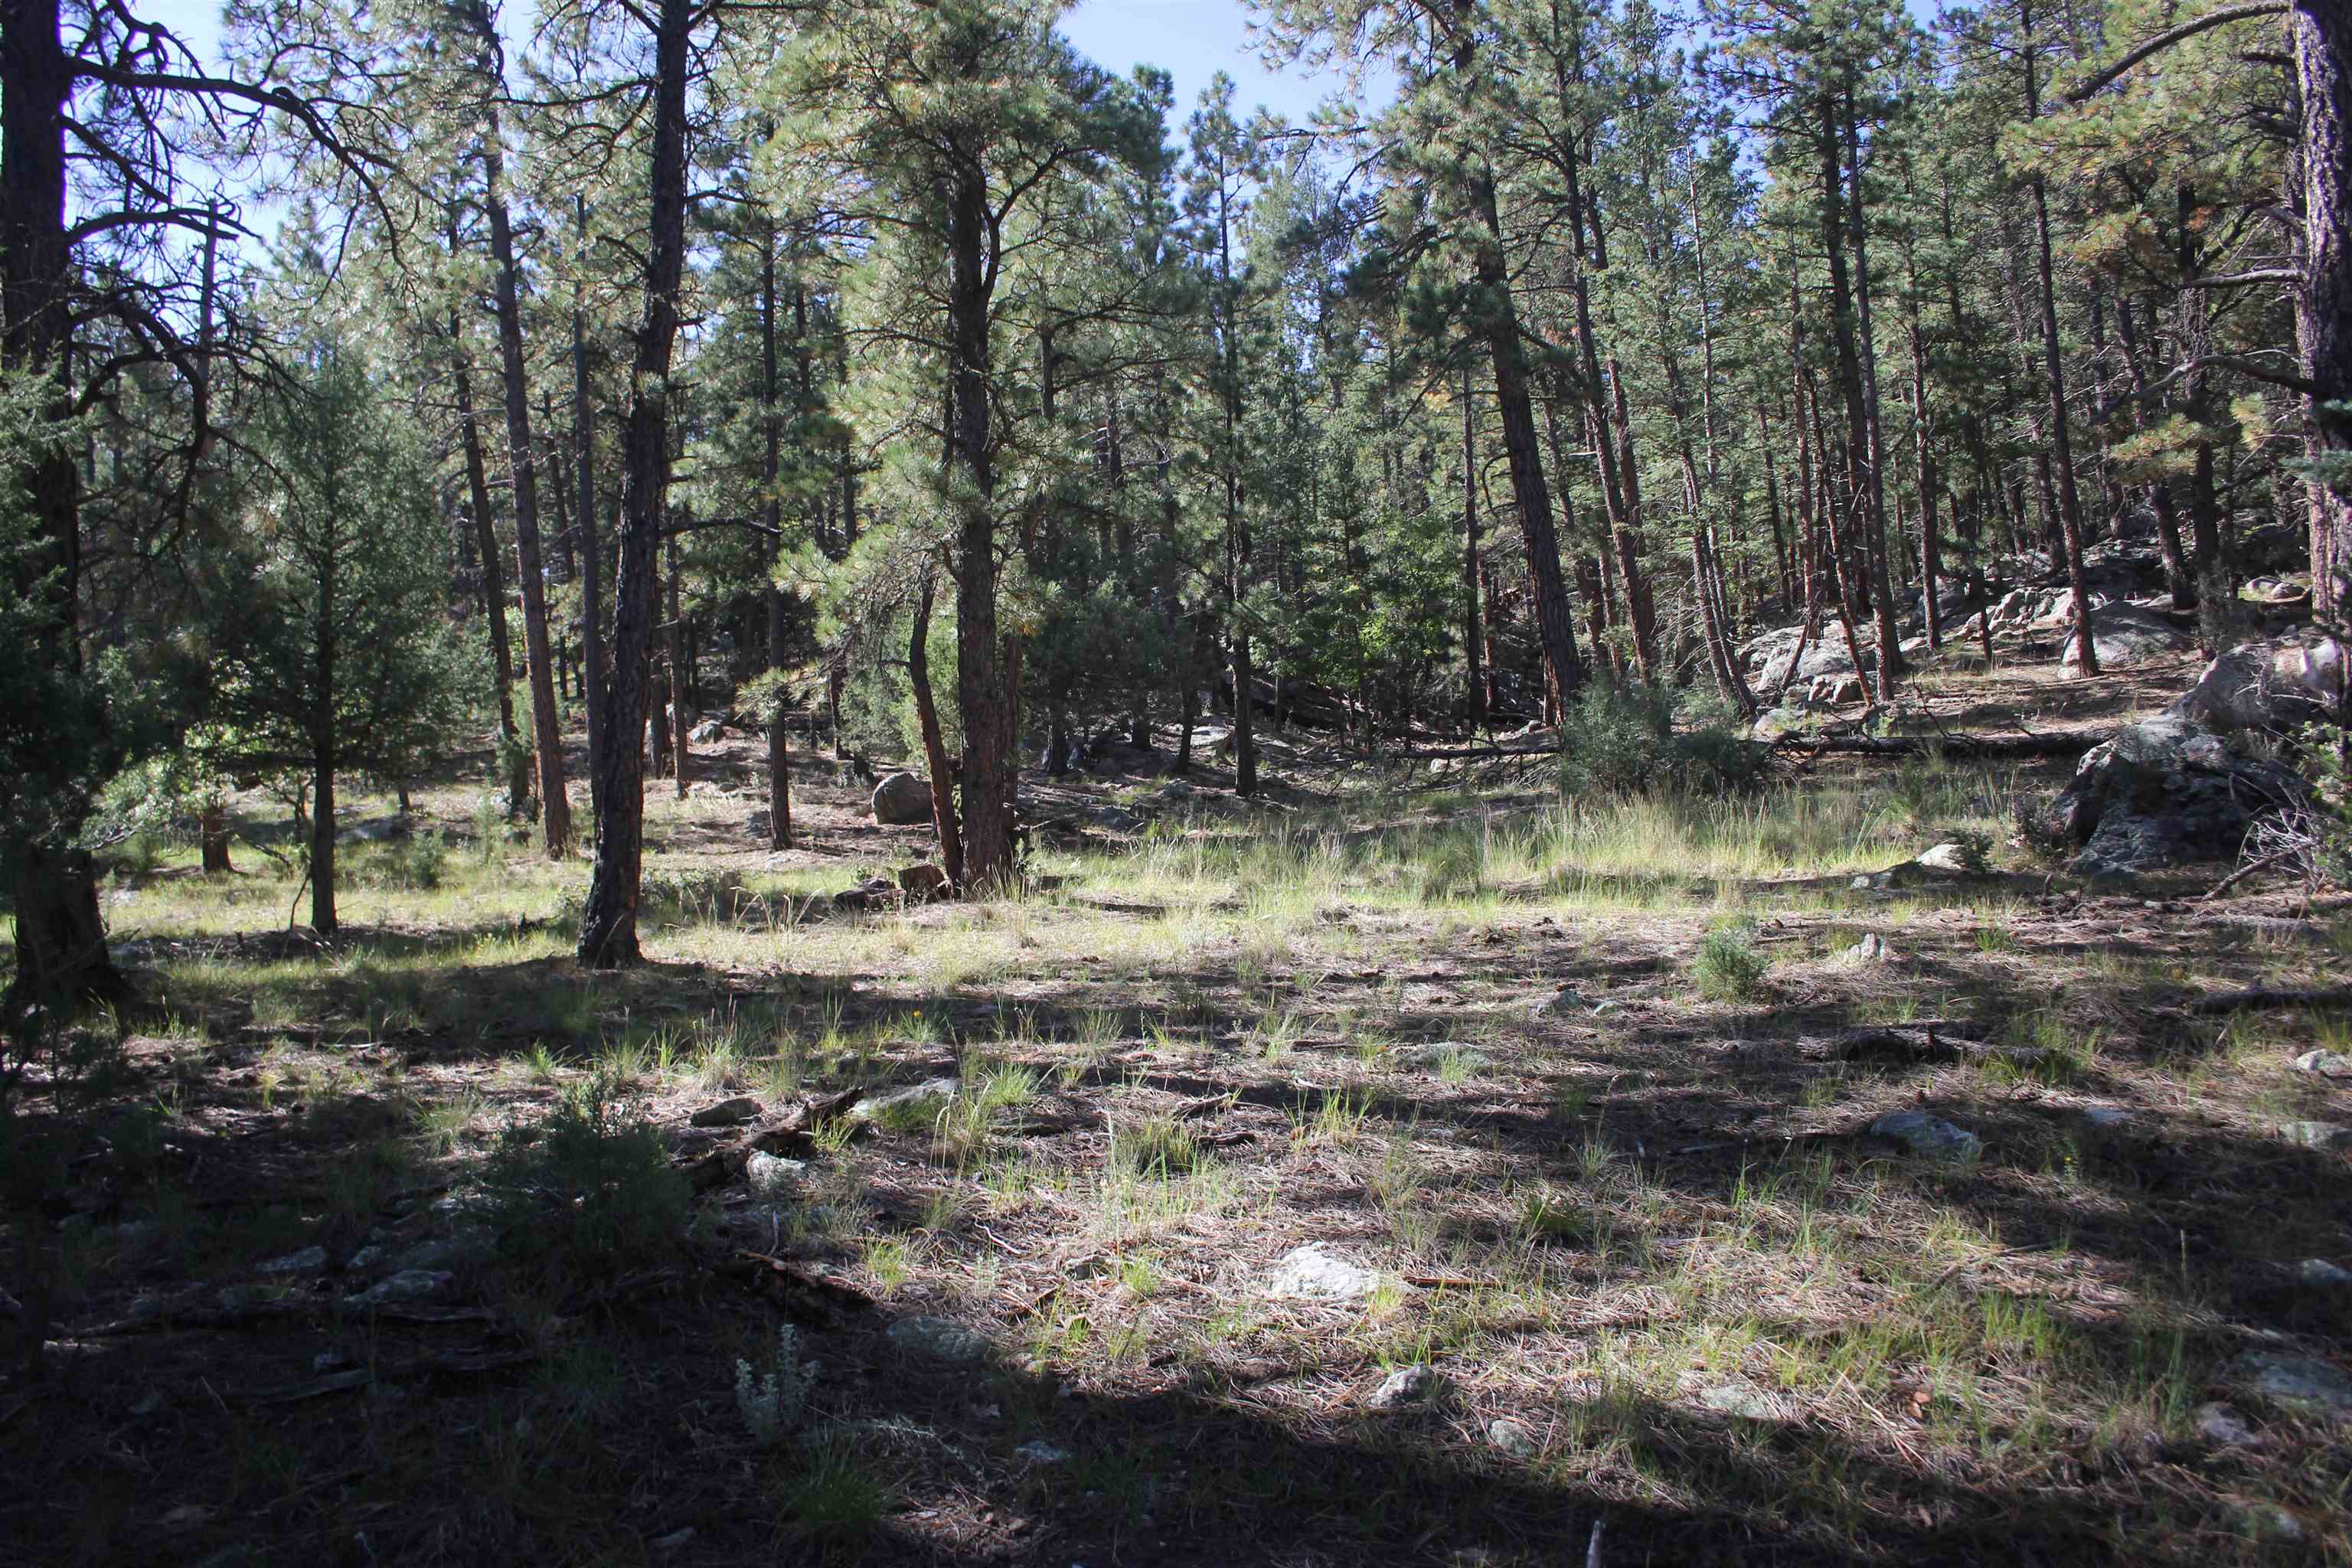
<box><xmin>1780</xmin><ymin>730</ymin><xmax>2104</xmax><ymax>760</ymax></box>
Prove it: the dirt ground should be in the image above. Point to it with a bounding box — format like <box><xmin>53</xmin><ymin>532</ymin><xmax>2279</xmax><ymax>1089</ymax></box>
<box><xmin>5</xmin><ymin>654</ymin><xmax>2350</xmax><ymax>1567</ymax></box>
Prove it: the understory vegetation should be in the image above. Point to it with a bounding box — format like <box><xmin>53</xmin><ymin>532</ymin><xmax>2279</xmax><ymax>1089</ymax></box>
<box><xmin>5</xmin><ymin>730</ymin><xmax>2349</xmax><ymax>1565</ymax></box>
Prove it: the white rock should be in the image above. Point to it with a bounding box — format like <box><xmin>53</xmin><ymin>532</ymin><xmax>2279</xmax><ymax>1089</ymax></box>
<box><xmin>1914</xmin><ymin>843</ymin><xmax>1980</xmax><ymax>874</ymax></box>
<box><xmin>2292</xmin><ymin>1050</ymin><xmax>2352</xmax><ymax>1078</ymax></box>
<box><xmin>1835</xmin><ymin>935</ymin><xmax>1893</xmax><ymax>966</ymax></box>
<box><xmin>1696</xmin><ymin>1383</ymin><xmax>1779</xmax><ymax>1421</ymax></box>
<box><xmin>2230</xmin><ymin>1352</ymin><xmax>2352</xmax><ymax>1417</ymax></box>
<box><xmin>2195</xmin><ymin>1402</ymin><xmax>2263</xmax><ymax>1448</ymax></box>
<box><xmin>1486</xmin><ymin>1417</ymin><xmax>1539</xmax><ymax>1458</ymax></box>
<box><xmin>2223</xmin><ymin>1501</ymin><xmax>2305</xmax><ymax>1544</ymax></box>
<box><xmin>852</xmin><ymin>1077</ymin><xmax>962</xmax><ymax>1122</ymax></box>
<box><xmin>1014</xmin><ymin>1440</ymin><xmax>1070</xmax><ymax>1465</ymax></box>
<box><xmin>1367</xmin><ymin>1364</ymin><xmax>1445</xmax><ymax>1411</ymax></box>
<box><xmin>1266</xmin><ymin>1244</ymin><xmax>1380</xmax><ymax>1303</ymax></box>
<box><xmin>746</xmin><ymin>1152</ymin><xmax>808</xmax><ymax>1197</ymax></box>
<box><xmin>2296</xmin><ymin>1258</ymin><xmax>2352</xmax><ymax>1287</ymax></box>
<box><xmin>2273</xmin><ymin>1120</ymin><xmax>2352</xmax><ymax>1151</ymax></box>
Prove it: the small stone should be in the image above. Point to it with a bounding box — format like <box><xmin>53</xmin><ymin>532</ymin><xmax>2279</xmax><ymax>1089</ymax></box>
<box><xmin>2291</xmin><ymin>1049</ymin><xmax>2352</xmax><ymax>1079</ymax></box>
<box><xmin>1914</xmin><ymin>842</ymin><xmax>1983</xmax><ymax>874</ymax></box>
<box><xmin>1835</xmin><ymin>934</ymin><xmax>1893</xmax><ymax>966</ymax></box>
<box><xmin>887</xmin><ymin>1315</ymin><xmax>991</xmax><ymax>1364</ymax></box>
<box><xmin>2079</xmin><ymin>1106</ymin><xmax>2133</xmax><ymax>1129</ymax></box>
<box><xmin>2223</xmin><ymin>1500</ymin><xmax>2304</xmax><ymax>1544</ymax></box>
<box><xmin>345</xmin><ymin>1245</ymin><xmax>386</xmax><ymax>1272</ymax></box>
<box><xmin>1487</xmin><ymin>1417</ymin><xmax>1539</xmax><ymax>1458</ymax></box>
<box><xmin>1014</xmin><ymin>1440</ymin><xmax>1070</xmax><ymax>1465</ymax></box>
<box><xmin>256</xmin><ymin>1245</ymin><xmax>328</xmax><ymax>1276</ymax></box>
<box><xmin>2273</xmin><ymin>1120</ymin><xmax>2352</xmax><ymax>1152</ymax></box>
<box><xmin>350</xmin><ymin>1269</ymin><xmax>451</xmax><ymax>1308</ymax></box>
<box><xmin>746</xmin><ymin>1152</ymin><xmax>808</xmax><ymax>1198</ymax></box>
<box><xmin>652</xmin><ymin>1528</ymin><xmax>697</xmax><ymax>1551</ymax></box>
<box><xmin>690</xmin><ymin>1096</ymin><xmax>764</xmax><ymax>1128</ymax></box>
<box><xmin>2295</xmin><ymin>1258</ymin><xmax>2352</xmax><ymax>1288</ymax></box>
<box><xmin>1266</xmin><ymin>1244</ymin><xmax>1380</xmax><ymax>1303</ymax></box>
<box><xmin>2196</xmin><ymin>1403</ymin><xmax>2263</xmax><ymax>1448</ymax></box>
<box><xmin>1534</xmin><ymin>988</ymin><xmax>1594</xmax><ymax>1018</ymax></box>
<box><xmin>1367</xmin><ymin>1364</ymin><xmax>1445</xmax><ymax>1411</ymax></box>
<box><xmin>2229</xmin><ymin>1352</ymin><xmax>2352</xmax><ymax>1418</ymax></box>
<box><xmin>853</xmin><ymin>1077</ymin><xmax>962</xmax><ymax>1123</ymax></box>
<box><xmin>1868</xmin><ymin>1109</ymin><xmax>1983</xmax><ymax>1161</ymax></box>
<box><xmin>1696</xmin><ymin>1383</ymin><xmax>1779</xmax><ymax>1421</ymax></box>
<box><xmin>899</xmin><ymin>864</ymin><xmax>951</xmax><ymax>901</ymax></box>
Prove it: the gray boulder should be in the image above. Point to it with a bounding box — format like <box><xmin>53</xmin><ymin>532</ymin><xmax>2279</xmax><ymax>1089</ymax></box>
<box><xmin>871</xmin><ymin>771</ymin><xmax>935</xmax><ymax>825</ymax></box>
<box><xmin>2037</xmin><ymin>712</ymin><xmax>2303</xmax><ymax>875</ymax></box>
<box><xmin>2057</xmin><ymin>604</ymin><xmax>2194</xmax><ymax>670</ymax></box>
<box><xmin>1867</xmin><ymin>1109</ymin><xmax>1982</xmax><ymax>1161</ymax></box>
<box><xmin>2169</xmin><ymin>632</ymin><xmax>2350</xmax><ymax>733</ymax></box>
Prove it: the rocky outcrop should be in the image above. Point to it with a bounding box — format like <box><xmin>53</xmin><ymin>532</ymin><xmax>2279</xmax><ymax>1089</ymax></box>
<box><xmin>2057</xmin><ymin>604</ymin><xmax>2195</xmax><ymax>670</ymax></box>
<box><xmin>2036</xmin><ymin>635</ymin><xmax>2345</xmax><ymax>877</ymax></box>
<box><xmin>2168</xmin><ymin>632</ymin><xmax>2349</xmax><ymax>733</ymax></box>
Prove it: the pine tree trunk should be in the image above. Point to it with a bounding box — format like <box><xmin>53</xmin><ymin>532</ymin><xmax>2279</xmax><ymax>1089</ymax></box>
<box><xmin>200</xmin><ymin>801</ymin><xmax>232</xmax><ymax>874</ymax></box>
<box><xmin>762</xmin><ymin>237</ymin><xmax>791</xmax><ymax>851</ymax></box>
<box><xmin>1462</xmin><ymin>362</ymin><xmax>1485</xmax><ymax>728</ymax></box>
<box><xmin>946</xmin><ymin>163</ymin><xmax>1017</xmax><ymax>890</ymax></box>
<box><xmin>910</xmin><ymin>567</ymin><xmax>963</xmax><ymax>890</ymax></box>
<box><xmin>449</xmin><ymin>318</ymin><xmax>527</xmax><ymax>815</ymax></box>
<box><xmin>1819</xmin><ymin>94</ymin><xmax>1900</xmax><ymax>698</ymax></box>
<box><xmin>477</xmin><ymin>101</ymin><xmax>570</xmax><ymax>857</ymax></box>
<box><xmin>577</xmin><ymin>0</ymin><xmax>690</xmax><ymax>969</ymax></box>
<box><xmin>2018</xmin><ymin>1</ymin><xmax>2100</xmax><ymax>674</ymax></box>
<box><xmin>668</xmin><ymin>530</ymin><xmax>688</xmax><ymax>799</ymax></box>
<box><xmin>1465</xmin><ymin>169</ymin><xmax>1587</xmax><ymax>703</ymax></box>
<box><xmin>573</xmin><ymin>196</ymin><xmax>605</xmax><ymax>818</ymax></box>
<box><xmin>2294</xmin><ymin>0</ymin><xmax>2352</xmax><ymax>616</ymax></box>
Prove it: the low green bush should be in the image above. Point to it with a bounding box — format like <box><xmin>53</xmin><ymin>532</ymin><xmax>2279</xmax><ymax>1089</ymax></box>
<box><xmin>1557</xmin><ymin>683</ymin><xmax>1768</xmax><ymax>800</ymax></box>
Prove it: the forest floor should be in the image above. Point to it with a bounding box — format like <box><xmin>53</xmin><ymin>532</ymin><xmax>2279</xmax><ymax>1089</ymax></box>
<box><xmin>5</xmin><ymin>653</ymin><xmax>2351</xmax><ymax>1567</ymax></box>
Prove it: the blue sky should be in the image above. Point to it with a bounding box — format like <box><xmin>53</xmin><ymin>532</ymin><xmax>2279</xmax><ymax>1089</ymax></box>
<box><xmin>1061</xmin><ymin>1</ymin><xmax>1374</xmax><ymax>128</ymax></box>
<box><xmin>135</xmin><ymin>0</ymin><xmax>1364</xmax><ymax>129</ymax></box>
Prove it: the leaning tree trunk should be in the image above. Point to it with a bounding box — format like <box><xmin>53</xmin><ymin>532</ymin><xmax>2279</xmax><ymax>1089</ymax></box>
<box><xmin>910</xmin><ymin>565</ymin><xmax>964</xmax><ymax>890</ymax></box>
<box><xmin>0</xmin><ymin>0</ymin><xmax>122</xmax><ymax>1010</ymax></box>
<box><xmin>577</xmin><ymin>0</ymin><xmax>690</xmax><ymax>969</ymax></box>
<box><xmin>448</xmin><ymin>313</ymin><xmax>528</xmax><ymax>815</ymax></box>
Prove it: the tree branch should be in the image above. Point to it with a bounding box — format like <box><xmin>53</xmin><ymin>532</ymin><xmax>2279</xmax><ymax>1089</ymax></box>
<box><xmin>2063</xmin><ymin>2</ymin><xmax>2289</xmax><ymax>103</ymax></box>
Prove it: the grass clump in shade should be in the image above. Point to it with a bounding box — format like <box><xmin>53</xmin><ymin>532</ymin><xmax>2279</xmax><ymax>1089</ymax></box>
<box><xmin>484</xmin><ymin>1072</ymin><xmax>691</xmax><ymax>1281</ymax></box>
<box><xmin>773</xmin><ymin>1435</ymin><xmax>897</xmax><ymax>1555</ymax></box>
<box><xmin>1693</xmin><ymin>918</ymin><xmax>1771</xmax><ymax>1001</ymax></box>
